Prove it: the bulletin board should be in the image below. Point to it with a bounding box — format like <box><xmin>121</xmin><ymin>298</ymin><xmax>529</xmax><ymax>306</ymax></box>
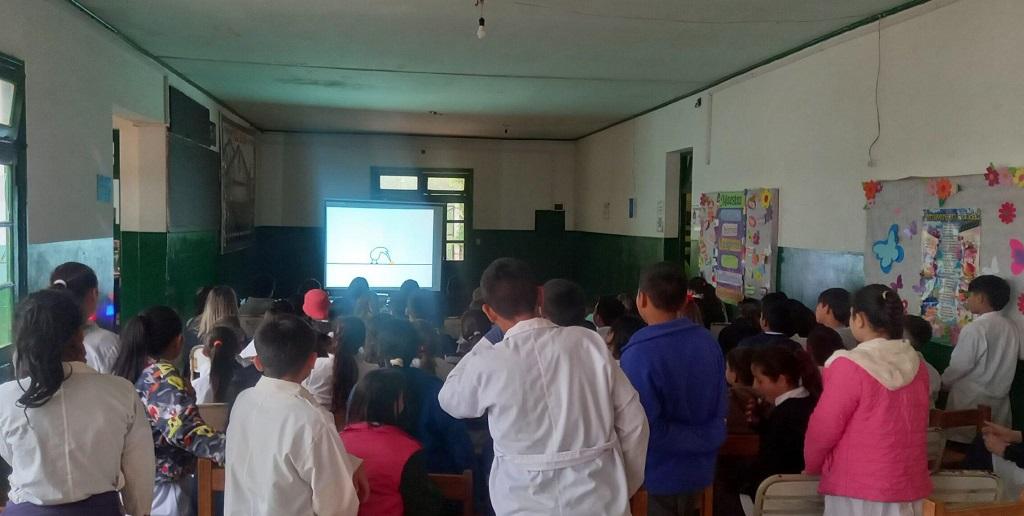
<box><xmin>863</xmin><ymin>165</ymin><xmax>1024</xmax><ymax>346</ymax></box>
<box><xmin>697</xmin><ymin>188</ymin><xmax>780</xmax><ymax>303</ymax></box>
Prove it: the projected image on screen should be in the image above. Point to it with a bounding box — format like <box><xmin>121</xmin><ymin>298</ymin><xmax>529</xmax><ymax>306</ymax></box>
<box><xmin>324</xmin><ymin>201</ymin><xmax>442</xmax><ymax>290</ymax></box>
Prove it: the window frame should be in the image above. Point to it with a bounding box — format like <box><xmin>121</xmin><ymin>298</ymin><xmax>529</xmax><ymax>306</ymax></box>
<box><xmin>0</xmin><ymin>53</ymin><xmax>25</xmax><ymax>365</ymax></box>
<box><xmin>370</xmin><ymin>167</ymin><xmax>472</xmax><ymax>262</ymax></box>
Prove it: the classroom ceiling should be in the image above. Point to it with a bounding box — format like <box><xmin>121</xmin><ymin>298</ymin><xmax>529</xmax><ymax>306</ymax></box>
<box><xmin>74</xmin><ymin>0</ymin><xmax>917</xmax><ymax>139</ymax></box>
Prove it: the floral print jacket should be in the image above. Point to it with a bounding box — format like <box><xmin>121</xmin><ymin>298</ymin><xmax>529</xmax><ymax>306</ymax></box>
<box><xmin>135</xmin><ymin>360</ymin><xmax>226</xmax><ymax>482</ymax></box>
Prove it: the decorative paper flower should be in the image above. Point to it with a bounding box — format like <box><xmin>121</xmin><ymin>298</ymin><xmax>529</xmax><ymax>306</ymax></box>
<box><xmin>699</xmin><ymin>193</ymin><xmax>711</xmax><ymax>206</ymax></box>
<box><xmin>1000</xmin><ymin>202</ymin><xmax>1017</xmax><ymax>224</ymax></box>
<box><xmin>752</xmin><ymin>231</ymin><xmax>761</xmax><ymax>245</ymax></box>
<box><xmin>986</xmin><ymin>164</ymin><xmax>1001</xmax><ymax>186</ymax></box>
<box><xmin>863</xmin><ymin>180</ymin><xmax>883</xmax><ymax>207</ymax></box>
<box><xmin>1014</xmin><ymin>168</ymin><xmax>1024</xmax><ymax>188</ymax></box>
<box><xmin>928</xmin><ymin>178</ymin><xmax>956</xmax><ymax>206</ymax></box>
<box><xmin>748</xmin><ymin>216</ymin><xmax>757</xmax><ymax>229</ymax></box>
<box><xmin>746</xmin><ymin>194</ymin><xmax>757</xmax><ymax>210</ymax></box>
<box><xmin>1019</xmin><ymin>293</ymin><xmax>1024</xmax><ymax>316</ymax></box>
<box><xmin>763</xmin><ymin>204</ymin><xmax>774</xmax><ymax>224</ymax></box>
<box><xmin>759</xmin><ymin>189</ymin><xmax>772</xmax><ymax>208</ymax></box>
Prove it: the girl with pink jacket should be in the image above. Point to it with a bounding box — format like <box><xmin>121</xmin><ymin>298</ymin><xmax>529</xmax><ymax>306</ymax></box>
<box><xmin>804</xmin><ymin>284</ymin><xmax>932</xmax><ymax>516</ymax></box>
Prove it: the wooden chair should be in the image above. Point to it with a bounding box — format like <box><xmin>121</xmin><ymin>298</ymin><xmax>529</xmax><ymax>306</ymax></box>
<box><xmin>925</xmin><ymin>470</ymin><xmax>1019</xmax><ymax>515</ymax></box>
<box><xmin>197</xmin><ymin>458</ymin><xmax>226</xmax><ymax>516</ymax></box>
<box><xmin>930</xmin><ymin>405</ymin><xmax>992</xmax><ymax>467</ymax></box>
<box><xmin>752</xmin><ymin>474</ymin><xmax>823</xmax><ymax>516</ymax></box>
<box><xmin>429</xmin><ymin>469</ymin><xmax>473</xmax><ymax>516</ymax></box>
<box><xmin>197</xmin><ymin>403</ymin><xmax>229</xmax><ymax>432</ymax></box>
<box><xmin>928</xmin><ymin>427</ymin><xmax>948</xmax><ymax>474</ymax></box>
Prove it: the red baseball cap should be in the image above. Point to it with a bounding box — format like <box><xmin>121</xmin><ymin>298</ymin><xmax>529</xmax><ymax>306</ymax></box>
<box><xmin>303</xmin><ymin>289</ymin><xmax>331</xmax><ymax>321</ymax></box>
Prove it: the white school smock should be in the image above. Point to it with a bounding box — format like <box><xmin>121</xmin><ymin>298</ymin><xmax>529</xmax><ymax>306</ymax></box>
<box><xmin>941</xmin><ymin>312</ymin><xmax>1021</xmax><ymax>441</ymax></box>
<box><xmin>301</xmin><ymin>354</ymin><xmax>335</xmax><ymax>409</ymax></box>
<box><xmin>0</xmin><ymin>362</ymin><xmax>155</xmax><ymax>515</ymax></box>
<box><xmin>439</xmin><ymin>318</ymin><xmax>649</xmax><ymax>516</ymax></box>
<box><xmin>225</xmin><ymin>376</ymin><xmax>361</xmax><ymax>516</ymax></box>
<box><xmin>83</xmin><ymin>322</ymin><xmax>120</xmax><ymax>374</ymax></box>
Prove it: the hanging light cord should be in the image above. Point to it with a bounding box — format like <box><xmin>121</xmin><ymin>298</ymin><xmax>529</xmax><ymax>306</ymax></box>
<box><xmin>868</xmin><ymin>21</ymin><xmax>881</xmax><ymax>166</ymax></box>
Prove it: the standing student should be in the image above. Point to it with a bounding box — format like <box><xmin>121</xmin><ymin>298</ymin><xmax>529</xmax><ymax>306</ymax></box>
<box><xmin>440</xmin><ymin>258</ymin><xmax>649</xmax><ymax>515</ymax></box>
<box><xmin>718</xmin><ymin>298</ymin><xmax>762</xmax><ymax>354</ymax></box>
<box><xmin>457</xmin><ymin>309</ymin><xmax>491</xmax><ymax>355</ymax></box>
<box><xmin>225</xmin><ymin>315</ymin><xmax>364</xmax><ymax>516</ymax></box>
<box><xmin>815</xmin><ymin>288</ymin><xmax>857</xmax><ymax>349</ymax></box>
<box><xmin>904</xmin><ymin>315</ymin><xmax>942</xmax><ymax>406</ymax></box>
<box><xmin>341</xmin><ymin>369</ymin><xmax>443</xmax><ymax>516</ymax></box>
<box><xmin>180</xmin><ymin>286</ymin><xmax>213</xmax><ymax>375</ymax></box>
<box><xmin>804</xmin><ymin>285</ymin><xmax>931</xmax><ymax>516</ymax></box>
<box><xmin>0</xmin><ymin>290</ymin><xmax>155</xmax><ymax>516</ymax></box>
<box><xmin>607</xmin><ymin>315</ymin><xmax>646</xmax><ymax>360</ymax></box>
<box><xmin>193</xmin><ymin>286</ymin><xmax>241</xmax><ymax>379</ymax></box>
<box><xmin>541</xmin><ymin>278</ymin><xmax>591</xmax><ymax>328</ymax></box>
<box><xmin>688</xmin><ymin>277</ymin><xmax>727</xmax><ymax>328</ymax></box>
<box><xmin>620</xmin><ymin>262</ymin><xmax>726</xmax><ymax>516</ymax></box>
<box><xmin>743</xmin><ymin>346</ymin><xmax>821</xmax><ymax>497</ymax></box>
<box><xmin>738</xmin><ymin>292</ymin><xmax>801</xmax><ymax>351</ymax></box>
<box><xmin>111</xmin><ymin>306</ymin><xmax>226</xmax><ymax>516</ymax></box>
<box><xmin>725</xmin><ymin>347</ymin><xmax>757</xmax><ymax>434</ymax></box>
<box><xmin>330</xmin><ymin>316</ymin><xmax>377</xmax><ymax>428</ymax></box>
<box><xmin>378</xmin><ymin>318</ymin><xmax>474</xmax><ymax>474</ymax></box>
<box><xmin>805</xmin><ymin>324</ymin><xmax>845</xmax><ymax>368</ymax></box>
<box><xmin>50</xmin><ymin>262</ymin><xmax>120</xmax><ymax>374</ymax></box>
<box><xmin>941</xmin><ymin>275</ymin><xmax>1021</xmax><ymax>441</ymax></box>
<box><xmin>594</xmin><ymin>295</ymin><xmax>627</xmax><ymax>340</ymax></box>
<box><xmin>192</xmin><ymin>325</ymin><xmax>245</xmax><ymax>405</ymax></box>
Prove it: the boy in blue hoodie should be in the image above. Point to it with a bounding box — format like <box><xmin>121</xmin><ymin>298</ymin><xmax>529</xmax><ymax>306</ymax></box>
<box><xmin>620</xmin><ymin>263</ymin><xmax>728</xmax><ymax>516</ymax></box>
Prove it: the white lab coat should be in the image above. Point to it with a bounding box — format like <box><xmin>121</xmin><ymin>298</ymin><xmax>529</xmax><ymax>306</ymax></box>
<box><xmin>941</xmin><ymin>311</ymin><xmax>1022</xmax><ymax>441</ymax></box>
<box><xmin>83</xmin><ymin>322</ymin><xmax>120</xmax><ymax>374</ymax></box>
<box><xmin>439</xmin><ymin>318</ymin><xmax>649</xmax><ymax>516</ymax></box>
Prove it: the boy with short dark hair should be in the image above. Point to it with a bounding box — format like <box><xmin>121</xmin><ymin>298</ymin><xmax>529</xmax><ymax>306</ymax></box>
<box><xmin>717</xmin><ymin>297</ymin><xmax>761</xmax><ymax>353</ymax></box>
<box><xmin>942</xmin><ymin>275</ymin><xmax>1022</xmax><ymax>441</ymax></box>
<box><xmin>225</xmin><ymin>315</ymin><xmax>365</xmax><ymax>516</ymax></box>
<box><xmin>620</xmin><ymin>262</ymin><xmax>727</xmax><ymax>516</ymax></box>
<box><xmin>738</xmin><ymin>292</ymin><xmax>801</xmax><ymax>351</ymax></box>
<box><xmin>815</xmin><ymin>288</ymin><xmax>857</xmax><ymax>349</ymax></box>
<box><xmin>440</xmin><ymin>258</ymin><xmax>648</xmax><ymax>515</ymax></box>
<box><xmin>541</xmin><ymin>278</ymin><xmax>590</xmax><ymax>328</ymax></box>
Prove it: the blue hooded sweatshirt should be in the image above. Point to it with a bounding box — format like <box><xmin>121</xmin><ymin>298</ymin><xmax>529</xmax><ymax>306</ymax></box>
<box><xmin>619</xmin><ymin>317</ymin><xmax>728</xmax><ymax>495</ymax></box>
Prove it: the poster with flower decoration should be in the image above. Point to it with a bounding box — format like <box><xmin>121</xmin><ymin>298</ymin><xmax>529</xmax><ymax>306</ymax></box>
<box><xmin>864</xmin><ymin>167</ymin><xmax>1024</xmax><ymax>348</ymax></box>
<box><xmin>919</xmin><ymin>209</ymin><xmax>981</xmax><ymax>346</ymax></box>
<box><xmin>696</xmin><ymin>188</ymin><xmax>779</xmax><ymax>303</ymax></box>
<box><xmin>743</xmin><ymin>188</ymin><xmax>780</xmax><ymax>298</ymax></box>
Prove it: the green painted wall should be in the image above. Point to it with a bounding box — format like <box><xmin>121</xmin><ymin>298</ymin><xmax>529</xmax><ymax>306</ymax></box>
<box><xmin>120</xmin><ymin>231</ymin><xmax>168</xmax><ymax>320</ymax></box>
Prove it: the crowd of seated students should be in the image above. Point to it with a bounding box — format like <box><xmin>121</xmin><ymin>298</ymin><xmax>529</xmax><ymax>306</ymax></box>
<box><xmin>5</xmin><ymin>258</ymin><xmax>1024</xmax><ymax>516</ymax></box>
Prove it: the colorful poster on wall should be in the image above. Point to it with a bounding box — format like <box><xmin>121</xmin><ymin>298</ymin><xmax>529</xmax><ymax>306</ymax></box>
<box><xmin>919</xmin><ymin>208</ymin><xmax>981</xmax><ymax>345</ymax></box>
<box><xmin>743</xmin><ymin>188</ymin><xmax>780</xmax><ymax>298</ymax></box>
<box><xmin>713</xmin><ymin>192</ymin><xmax>746</xmax><ymax>303</ymax></box>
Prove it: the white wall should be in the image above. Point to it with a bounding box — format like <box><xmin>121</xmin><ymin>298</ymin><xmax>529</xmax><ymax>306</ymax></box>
<box><xmin>0</xmin><ymin>0</ymin><xmax>251</xmax><ymax>243</ymax></box>
<box><xmin>258</xmin><ymin>132</ymin><xmax>576</xmax><ymax>231</ymax></box>
<box><xmin>576</xmin><ymin>0</ymin><xmax>1024</xmax><ymax>253</ymax></box>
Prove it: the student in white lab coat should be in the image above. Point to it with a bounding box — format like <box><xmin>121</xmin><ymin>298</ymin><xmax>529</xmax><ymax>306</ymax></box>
<box><xmin>50</xmin><ymin>262</ymin><xmax>121</xmax><ymax>374</ymax></box>
<box><xmin>942</xmin><ymin>275</ymin><xmax>1022</xmax><ymax>442</ymax></box>
<box><xmin>0</xmin><ymin>289</ymin><xmax>155</xmax><ymax>516</ymax></box>
<box><xmin>225</xmin><ymin>314</ymin><xmax>368</xmax><ymax>516</ymax></box>
<box><xmin>439</xmin><ymin>258</ymin><xmax>650</xmax><ymax>516</ymax></box>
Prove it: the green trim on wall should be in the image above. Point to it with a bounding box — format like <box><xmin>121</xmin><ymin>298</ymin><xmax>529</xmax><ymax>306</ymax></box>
<box><xmin>120</xmin><ymin>231</ymin><xmax>168</xmax><ymax>319</ymax></box>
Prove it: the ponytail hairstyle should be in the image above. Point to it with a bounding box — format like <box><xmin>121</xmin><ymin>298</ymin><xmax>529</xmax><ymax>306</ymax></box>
<box><xmin>49</xmin><ymin>262</ymin><xmax>98</xmax><ymax>314</ymax></box>
<box><xmin>347</xmin><ymin>368</ymin><xmax>407</xmax><ymax>426</ymax></box>
<box><xmin>14</xmin><ymin>290</ymin><xmax>84</xmax><ymax>408</ymax></box>
<box><xmin>204</xmin><ymin>325</ymin><xmax>243</xmax><ymax>403</ymax></box>
<box><xmin>411</xmin><ymin>319</ymin><xmax>440</xmax><ymax>376</ymax></box>
<box><xmin>331</xmin><ymin>316</ymin><xmax>366</xmax><ymax>415</ymax></box>
<box><xmin>851</xmin><ymin>284</ymin><xmax>905</xmax><ymax>340</ymax></box>
<box><xmin>198</xmin><ymin>286</ymin><xmax>239</xmax><ymax>337</ymax></box>
<box><xmin>751</xmin><ymin>345</ymin><xmax>823</xmax><ymax>400</ymax></box>
<box><xmin>112</xmin><ymin>306</ymin><xmax>183</xmax><ymax>382</ymax></box>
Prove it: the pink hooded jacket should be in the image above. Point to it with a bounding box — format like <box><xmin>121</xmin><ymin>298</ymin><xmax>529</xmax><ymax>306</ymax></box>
<box><xmin>804</xmin><ymin>338</ymin><xmax>932</xmax><ymax>502</ymax></box>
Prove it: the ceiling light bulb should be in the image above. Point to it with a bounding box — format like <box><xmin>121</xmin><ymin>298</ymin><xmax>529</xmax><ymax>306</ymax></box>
<box><xmin>477</xmin><ymin>17</ymin><xmax>486</xmax><ymax>39</ymax></box>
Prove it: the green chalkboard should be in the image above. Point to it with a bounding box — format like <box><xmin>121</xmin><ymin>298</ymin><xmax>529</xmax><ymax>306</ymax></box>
<box><xmin>778</xmin><ymin>247</ymin><xmax>865</xmax><ymax>308</ymax></box>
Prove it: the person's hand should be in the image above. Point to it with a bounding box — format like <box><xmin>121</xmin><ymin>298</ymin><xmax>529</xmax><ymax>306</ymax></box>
<box><xmin>353</xmin><ymin>463</ymin><xmax>371</xmax><ymax>503</ymax></box>
<box><xmin>983</xmin><ymin>433</ymin><xmax>1010</xmax><ymax>457</ymax></box>
<box><xmin>983</xmin><ymin>421</ymin><xmax>1023</xmax><ymax>444</ymax></box>
<box><xmin>745</xmin><ymin>398</ymin><xmax>761</xmax><ymax>425</ymax></box>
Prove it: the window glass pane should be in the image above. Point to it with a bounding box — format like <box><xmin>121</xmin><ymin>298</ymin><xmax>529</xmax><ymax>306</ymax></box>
<box><xmin>0</xmin><ymin>287</ymin><xmax>11</xmax><ymax>348</ymax></box>
<box><xmin>378</xmin><ymin>175</ymin><xmax>418</xmax><ymax>191</ymax></box>
<box><xmin>446</xmin><ymin>222</ymin><xmax>465</xmax><ymax>241</ymax></box>
<box><xmin>427</xmin><ymin>177</ymin><xmax>465</xmax><ymax>191</ymax></box>
<box><xmin>446</xmin><ymin>203</ymin><xmax>465</xmax><ymax>222</ymax></box>
<box><xmin>0</xmin><ymin>80</ymin><xmax>13</xmax><ymax>126</ymax></box>
<box><xmin>0</xmin><ymin>227</ymin><xmax>8</xmax><ymax>286</ymax></box>
<box><xmin>445</xmin><ymin>243</ymin><xmax>465</xmax><ymax>261</ymax></box>
<box><xmin>0</xmin><ymin>165</ymin><xmax>9</xmax><ymax>222</ymax></box>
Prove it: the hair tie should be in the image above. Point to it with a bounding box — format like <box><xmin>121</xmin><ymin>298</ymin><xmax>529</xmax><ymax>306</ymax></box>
<box><xmin>882</xmin><ymin>290</ymin><xmax>890</xmax><ymax>300</ymax></box>
<box><xmin>212</xmin><ymin>340</ymin><xmax>223</xmax><ymax>349</ymax></box>
<box><xmin>52</xmin><ymin>279</ymin><xmax>67</xmax><ymax>287</ymax></box>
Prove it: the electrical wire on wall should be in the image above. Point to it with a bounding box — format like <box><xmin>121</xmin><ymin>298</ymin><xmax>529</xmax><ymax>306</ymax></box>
<box><xmin>867</xmin><ymin>20</ymin><xmax>882</xmax><ymax>167</ymax></box>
